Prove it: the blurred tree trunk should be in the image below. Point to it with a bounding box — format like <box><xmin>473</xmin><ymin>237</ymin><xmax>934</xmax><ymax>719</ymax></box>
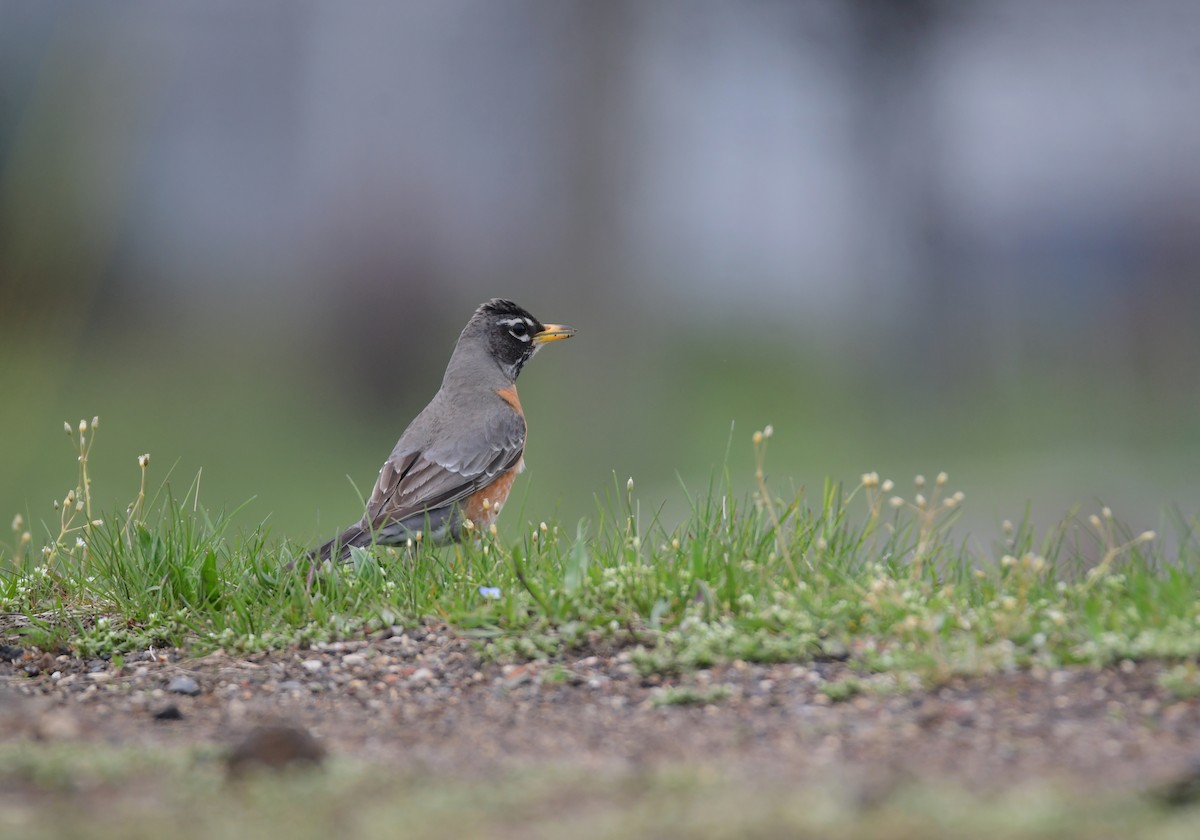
<box><xmin>554</xmin><ymin>0</ymin><xmax>636</xmax><ymax>318</ymax></box>
<box><xmin>845</xmin><ymin>0</ymin><xmax>966</xmax><ymax>392</ymax></box>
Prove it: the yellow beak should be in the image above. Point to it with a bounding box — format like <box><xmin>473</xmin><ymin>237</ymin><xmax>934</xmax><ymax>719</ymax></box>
<box><xmin>533</xmin><ymin>324</ymin><xmax>576</xmax><ymax>344</ymax></box>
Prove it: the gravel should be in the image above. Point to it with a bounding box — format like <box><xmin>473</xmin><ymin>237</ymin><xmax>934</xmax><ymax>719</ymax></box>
<box><xmin>3</xmin><ymin>622</ymin><xmax>1200</xmax><ymax>797</ymax></box>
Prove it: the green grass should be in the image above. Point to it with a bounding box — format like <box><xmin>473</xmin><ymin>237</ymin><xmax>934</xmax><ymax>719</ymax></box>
<box><xmin>2</xmin><ymin>420</ymin><xmax>1199</xmax><ymax>686</ymax></box>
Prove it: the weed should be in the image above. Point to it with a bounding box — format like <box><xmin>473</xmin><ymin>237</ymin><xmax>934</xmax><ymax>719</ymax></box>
<box><xmin>821</xmin><ymin>676</ymin><xmax>863</xmax><ymax>703</ymax></box>
<box><xmin>1159</xmin><ymin>663</ymin><xmax>1200</xmax><ymax>701</ymax></box>
<box><xmin>651</xmin><ymin>683</ymin><xmax>733</xmax><ymax>706</ymax></box>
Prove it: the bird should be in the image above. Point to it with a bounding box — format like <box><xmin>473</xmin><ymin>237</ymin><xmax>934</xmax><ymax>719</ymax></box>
<box><xmin>312</xmin><ymin>298</ymin><xmax>574</xmax><ymax>565</ymax></box>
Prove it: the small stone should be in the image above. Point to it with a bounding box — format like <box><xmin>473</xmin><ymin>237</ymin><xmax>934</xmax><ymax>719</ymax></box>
<box><xmin>410</xmin><ymin>667</ymin><xmax>433</xmax><ymax>683</ymax></box>
<box><xmin>342</xmin><ymin>653</ymin><xmax>368</xmax><ymax>668</ymax></box>
<box><xmin>301</xmin><ymin>659</ymin><xmax>324</xmax><ymax>673</ymax></box>
<box><xmin>1153</xmin><ymin>758</ymin><xmax>1200</xmax><ymax>808</ymax></box>
<box><xmin>501</xmin><ymin>665</ymin><xmax>535</xmax><ymax>688</ymax></box>
<box><xmin>154</xmin><ymin>705</ymin><xmax>184</xmax><ymax>721</ymax></box>
<box><xmin>277</xmin><ymin>680</ymin><xmax>305</xmax><ymax>693</ymax></box>
<box><xmin>167</xmin><ymin>675</ymin><xmax>201</xmax><ymax>696</ymax></box>
<box><xmin>226</xmin><ymin>724</ymin><xmax>326</xmax><ymax>778</ymax></box>
<box><xmin>87</xmin><ymin>671</ymin><xmax>112</xmax><ymax>683</ymax></box>
<box><xmin>36</xmin><ymin>710</ymin><xmax>81</xmax><ymax>741</ymax></box>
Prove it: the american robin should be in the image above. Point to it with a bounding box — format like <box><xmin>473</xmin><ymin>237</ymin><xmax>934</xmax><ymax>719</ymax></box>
<box><xmin>313</xmin><ymin>298</ymin><xmax>574</xmax><ymax>564</ymax></box>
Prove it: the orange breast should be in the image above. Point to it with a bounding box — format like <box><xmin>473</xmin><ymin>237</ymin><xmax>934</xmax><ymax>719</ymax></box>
<box><xmin>463</xmin><ymin>464</ymin><xmax>521</xmax><ymax>527</ymax></box>
<box><xmin>496</xmin><ymin>385</ymin><xmax>523</xmax><ymax>414</ymax></box>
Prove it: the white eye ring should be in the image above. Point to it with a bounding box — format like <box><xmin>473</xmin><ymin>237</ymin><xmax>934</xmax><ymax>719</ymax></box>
<box><xmin>499</xmin><ymin>317</ymin><xmax>533</xmax><ymax>341</ymax></box>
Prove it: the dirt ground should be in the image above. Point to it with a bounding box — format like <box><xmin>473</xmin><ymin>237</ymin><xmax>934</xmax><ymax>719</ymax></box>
<box><xmin>3</xmin><ymin>623</ymin><xmax>1200</xmax><ymax>801</ymax></box>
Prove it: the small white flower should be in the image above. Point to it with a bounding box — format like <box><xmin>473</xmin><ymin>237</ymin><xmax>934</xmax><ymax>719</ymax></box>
<box><xmin>478</xmin><ymin>586</ymin><xmax>501</xmax><ymax>600</ymax></box>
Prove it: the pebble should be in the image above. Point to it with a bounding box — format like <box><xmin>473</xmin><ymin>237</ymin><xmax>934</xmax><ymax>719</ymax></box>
<box><xmin>410</xmin><ymin>667</ymin><xmax>434</xmax><ymax>683</ymax></box>
<box><xmin>226</xmin><ymin>723</ymin><xmax>325</xmax><ymax>778</ymax></box>
<box><xmin>301</xmin><ymin>659</ymin><xmax>324</xmax><ymax>673</ymax></box>
<box><xmin>167</xmin><ymin>675</ymin><xmax>201</xmax><ymax>696</ymax></box>
<box><xmin>37</xmin><ymin>710</ymin><xmax>81</xmax><ymax>741</ymax></box>
<box><xmin>342</xmin><ymin>653</ymin><xmax>368</xmax><ymax>668</ymax></box>
<box><xmin>154</xmin><ymin>704</ymin><xmax>184</xmax><ymax>721</ymax></box>
<box><xmin>501</xmin><ymin>665</ymin><xmax>534</xmax><ymax>688</ymax></box>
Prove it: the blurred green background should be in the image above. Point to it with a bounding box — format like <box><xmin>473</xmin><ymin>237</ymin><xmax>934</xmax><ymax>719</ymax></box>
<box><xmin>2</xmin><ymin>2</ymin><xmax>1198</xmax><ymax>551</ymax></box>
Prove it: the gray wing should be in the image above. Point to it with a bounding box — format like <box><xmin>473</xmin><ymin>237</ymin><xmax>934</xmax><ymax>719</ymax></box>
<box><xmin>364</xmin><ymin>404</ymin><xmax>525</xmax><ymax>532</ymax></box>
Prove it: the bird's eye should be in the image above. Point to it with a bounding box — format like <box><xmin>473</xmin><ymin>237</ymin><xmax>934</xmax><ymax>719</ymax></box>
<box><xmin>509</xmin><ymin>322</ymin><xmax>529</xmax><ymax>338</ymax></box>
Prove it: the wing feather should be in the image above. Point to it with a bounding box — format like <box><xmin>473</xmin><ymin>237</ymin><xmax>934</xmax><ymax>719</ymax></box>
<box><xmin>365</xmin><ymin>405</ymin><xmax>525</xmax><ymax>533</ymax></box>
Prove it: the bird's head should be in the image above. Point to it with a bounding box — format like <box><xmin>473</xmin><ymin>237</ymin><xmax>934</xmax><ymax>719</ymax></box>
<box><xmin>464</xmin><ymin>298</ymin><xmax>575</xmax><ymax>381</ymax></box>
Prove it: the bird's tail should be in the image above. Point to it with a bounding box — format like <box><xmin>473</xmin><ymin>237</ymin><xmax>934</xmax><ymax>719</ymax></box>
<box><xmin>313</xmin><ymin>523</ymin><xmax>372</xmax><ymax>565</ymax></box>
